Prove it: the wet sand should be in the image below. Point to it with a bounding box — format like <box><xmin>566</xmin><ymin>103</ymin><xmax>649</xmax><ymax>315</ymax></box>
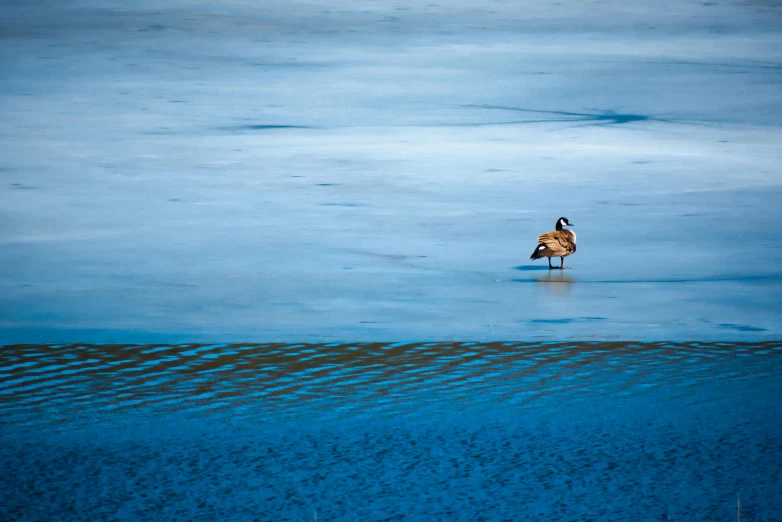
<box><xmin>1</xmin><ymin>0</ymin><xmax>782</xmax><ymax>342</ymax></box>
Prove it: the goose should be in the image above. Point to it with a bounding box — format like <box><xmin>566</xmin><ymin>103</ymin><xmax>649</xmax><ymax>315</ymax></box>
<box><xmin>529</xmin><ymin>217</ymin><xmax>576</xmax><ymax>269</ymax></box>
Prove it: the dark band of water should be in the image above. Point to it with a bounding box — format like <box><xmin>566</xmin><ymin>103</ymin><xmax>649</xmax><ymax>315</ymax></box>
<box><xmin>2</xmin><ymin>342</ymin><xmax>781</xmax><ymax>520</ymax></box>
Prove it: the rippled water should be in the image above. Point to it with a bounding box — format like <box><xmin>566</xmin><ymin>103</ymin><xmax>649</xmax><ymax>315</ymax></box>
<box><xmin>2</xmin><ymin>342</ymin><xmax>781</xmax><ymax>520</ymax></box>
<box><xmin>2</xmin><ymin>341</ymin><xmax>780</xmax><ymax>430</ymax></box>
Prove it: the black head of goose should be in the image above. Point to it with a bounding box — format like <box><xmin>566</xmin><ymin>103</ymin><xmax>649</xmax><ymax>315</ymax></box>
<box><xmin>529</xmin><ymin>217</ymin><xmax>577</xmax><ymax>269</ymax></box>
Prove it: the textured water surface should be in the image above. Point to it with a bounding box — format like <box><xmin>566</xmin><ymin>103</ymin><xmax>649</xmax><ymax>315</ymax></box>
<box><xmin>1</xmin><ymin>342</ymin><xmax>781</xmax><ymax>520</ymax></box>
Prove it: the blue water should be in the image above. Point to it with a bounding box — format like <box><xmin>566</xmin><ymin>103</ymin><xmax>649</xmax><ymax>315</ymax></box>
<box><xmin>2</xmin><ymin>342</ymin><xmax>781</xmax><ymax>520</ymax></box>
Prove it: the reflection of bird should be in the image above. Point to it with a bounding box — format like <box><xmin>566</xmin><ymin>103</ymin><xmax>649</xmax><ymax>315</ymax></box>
<box><xmin>530</xmin><ymin>217</ymin><xmax>577</xmax><ymax>269</ymax></box>
<box><xmin>534</xmin><ymin>271</ymin><xmax>574</xmax><ymax>295</ymax></box>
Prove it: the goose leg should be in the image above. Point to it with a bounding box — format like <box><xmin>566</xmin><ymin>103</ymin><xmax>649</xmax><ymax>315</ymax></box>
<box><xmin>560</xmin><ymin>257</ymin><xmax>565</xmax><ymax>269</ymax></box>
<box><xmin>548</xmin><ymin>257</ymin><xmax>553</xmax><ymax>269</ymax></box>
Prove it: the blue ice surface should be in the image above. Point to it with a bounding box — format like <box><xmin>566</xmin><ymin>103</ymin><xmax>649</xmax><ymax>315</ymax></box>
<box><xmin>1</xmin><ymin>0</ymin><xmax>782</xmax><ymax>344</ymax></box>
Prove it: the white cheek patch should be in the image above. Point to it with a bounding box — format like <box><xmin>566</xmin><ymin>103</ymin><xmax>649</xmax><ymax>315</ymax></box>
<box><xmin>560</xmin><ymin>219</ymin><xmax>566</xmax><ymax>226</ymax></box>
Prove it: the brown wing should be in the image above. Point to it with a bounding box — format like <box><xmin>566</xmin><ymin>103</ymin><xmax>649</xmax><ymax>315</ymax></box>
<box><xmin>537</xmin><ymin>230</ymin><xmax>576</xmax><ymax>256</ymax></box>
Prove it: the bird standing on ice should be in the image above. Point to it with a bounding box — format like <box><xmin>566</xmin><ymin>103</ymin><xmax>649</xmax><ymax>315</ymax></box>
<box><xmin>530</xmin><ymin>217</ymin><xmax>576</xmax><ymax>269</ymax></box>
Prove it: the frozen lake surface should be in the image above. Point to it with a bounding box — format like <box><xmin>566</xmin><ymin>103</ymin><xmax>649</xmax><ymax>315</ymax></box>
<box><xmin>1</xmin><ymin>0</ymin><xmax>782</xmax><ymax>342</ymax></box>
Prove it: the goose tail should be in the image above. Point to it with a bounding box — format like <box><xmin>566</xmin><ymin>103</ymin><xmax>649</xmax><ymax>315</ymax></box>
<box><xmin>530</xmin><ymin>244</ymin><xmax>547</xmax><ymax>260</ymax></box>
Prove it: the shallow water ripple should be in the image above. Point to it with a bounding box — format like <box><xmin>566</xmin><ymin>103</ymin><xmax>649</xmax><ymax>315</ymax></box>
<box><xmin>2</xmin><ymin>342</ymin><xmax>781</xmax><ymax>520</ymax></box>
<box><xmin>2</xmin><ymin>342</ymin><xmax>781</xmax><ymax>432</ymax></box>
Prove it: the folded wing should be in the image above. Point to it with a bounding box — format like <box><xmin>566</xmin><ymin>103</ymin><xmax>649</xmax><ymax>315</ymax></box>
<box><xmin>536</xmin><ymin>230</ymin><xmax>576</xmax><ymax>257</ymax></box>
